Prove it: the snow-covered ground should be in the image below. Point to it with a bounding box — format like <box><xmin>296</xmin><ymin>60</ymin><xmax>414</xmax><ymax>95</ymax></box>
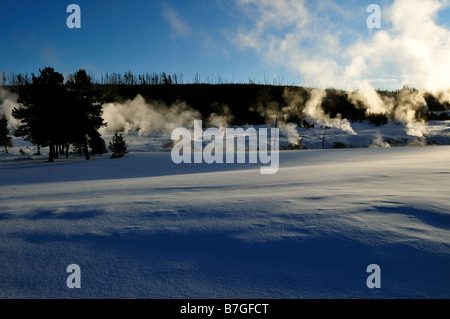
<box><xmin>0</xmin><ymin>121</ymin><xmax>450</xmax><ymax>298</ymax></box>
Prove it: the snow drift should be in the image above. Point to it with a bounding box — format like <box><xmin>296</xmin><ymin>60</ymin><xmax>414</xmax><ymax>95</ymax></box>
<box><xmin>0</xmin><ymin>143</ymin><xmax>449</xmax><ymax>298</ymax></box>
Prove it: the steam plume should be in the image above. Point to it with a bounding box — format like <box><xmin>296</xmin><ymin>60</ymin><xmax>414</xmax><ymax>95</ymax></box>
<box><xmin>394</xmin><ymin>88</ymin><xmax>428</xmax><ymax>137</ymax></box>
<box><xmin>235</xmin><ymin>0</ymin><xmax>450</xmax><ymax>137</ymax></box>
<box><xmin>280</xmin><ymin>122</ymin><xmax>301</xmax><ymax>146</ymax></box>
<box><xmin>372</xmin><ymin>132</ymin><xmax>391</xmax><ymax>148</ymax></box>
<box><xmin>0</xmin><ymin>87</ymin><xmax>20</xmax><ymax>130</ymax></box>
<box><xmin>348</xmin><ymin>81</ymin><xmax>394</xmax><ymax>116</ymax></box>
<box><xmin>206</xmin><ymin>103</ymin><xmax>234</xmax><ymax>133</ymax></box>
<box><xmin>304</xmin><ymin>89</ymin><xmax>357</xmax><ymax>135</ymax></box>
<box><xmin>100</xmin><ymin>94</ymin><xmax>202</xmax><ymax>135</ymax></box>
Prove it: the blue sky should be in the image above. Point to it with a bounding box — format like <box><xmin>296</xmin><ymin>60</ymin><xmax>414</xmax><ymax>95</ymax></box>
<box><xmin>0</xmin><ymin>0</ymin><xmax>269</xmax><ymax>83</ymax></box>
<box><xmin>1</xmin><ymin>0</ymin><xmax>450</xmax><ymax>89</ymax></box>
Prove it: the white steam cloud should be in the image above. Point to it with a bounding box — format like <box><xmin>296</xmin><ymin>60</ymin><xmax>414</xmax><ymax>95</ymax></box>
<box><xmin>235</xmin><ymin>0</ymin><xmax>450</xmax><ymax>137</ymax></box>
<box><xmin>206</xmin><ymin>103</ymin><xmax>235</xmax><ymax>133</ymax></box>
<box><xmin>348</xmin><ymin>81</ymin><xmax>394</xmax><ymax>116</ymax></box>
<box><xmin>372</xmin><ymin>132</ymin><xmax>391</xmax><ymax>148</ymax></box>
<box><xmin>394</xmin><ymin>88</ymin><xmax>428</xmax><ymax>137</ymax></box>
<box><xmin>236</xmin><ymin>0</ymin><xmax>450</xmax><ymax>90</ymax></box>
<box><xmin>280</xmin><ymin>123</ymin><xmax>302</xmax><ymax>146</ymax></box>
<box><xmin>101</xmin><ymin>94</ymin><xmax>202</xmax><ymax>135</ymax></box>
<box><xmin>304</xmin><ymin>89</ymin><xmax>357</xmax><ymax>135</ymax></box>
<box><xmin>0</xmin><ymin>87</ymin><xmax>20</xmax><ymax>131</ymax></box>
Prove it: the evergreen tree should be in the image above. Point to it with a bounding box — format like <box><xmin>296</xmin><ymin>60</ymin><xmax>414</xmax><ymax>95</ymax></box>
<box><xmin>13</xmin><ymin>67</ymin><xmax>66</xmax><ymax>162</ymax></box>
<box><xmin>108</xmin><ymin>132</ymin><xmax>127</xmax><ymax>158</ymax></box>
<box><xmin>0</xmin><ymin>117</ymin><xmax>13</xmax><ymax>154</ymax></box>
<box><xmin>13</xmin><ymin>67</ymin><xmax>106</xmax><ymax>162</ymax></box>
<box><xmin>66</xmin><ymin>69</ymin><xmax>106</xmax><ymax>160</ymax></box>
<box><xmin>89</xmin><ymin>130</ymin><xmax>108</xmax><ymax>156</ymax></box>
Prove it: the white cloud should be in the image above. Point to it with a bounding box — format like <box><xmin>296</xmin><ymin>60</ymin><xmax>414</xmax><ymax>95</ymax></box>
<box><xmin>234</xmin><ymin>0</ymin><xmax>450</xmax><ymax>91</ymax></box>
<box><xmin>161</xmin><ymin>5</ymin><xmax>191</xmax><ymax>38</ymax></box>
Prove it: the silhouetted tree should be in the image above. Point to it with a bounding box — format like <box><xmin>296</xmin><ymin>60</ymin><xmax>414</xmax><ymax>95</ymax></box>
<box><xmin>13</xmin><ymin>67</ymin><xmax>66</xmax><ymax>162</ymax></box>
<box><xmin>108</xmin><ymin>131</ymin><xmax>127</xmax><ymax>158</ymax></box>
<box><xmin>13</xmin><ymin>67</ymin><xmax>106</xmax><ymax>162</ymax></box>
<box><xmin>0</xmin><ymin>117</ymin><xmax>13</xmax><ymax>153</ymax></box>
<box><xmin>162</xmin><ymin>72</ymin><xmax>168</xmax><ymax>85</ymax></box>
<box><xmin>89</xmin><ymin>129</ymin><xmax>108</xmax><ymax>156</ymax></box>
<box><xmin>66</xmin><ymin>69</ymin><xmax>106</xmax><ymax>160</ymax></box>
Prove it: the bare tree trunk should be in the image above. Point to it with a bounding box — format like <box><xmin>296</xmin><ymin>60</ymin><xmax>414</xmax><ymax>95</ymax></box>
<box><xmin>84</xmin><ymin>136</ymin><xmax>90</xmax><ymax>160</ymax></box>
<box><xmin>48</xmin><ymin>144</ymin><xmax>55</xmax><ymax>162</ymax></box>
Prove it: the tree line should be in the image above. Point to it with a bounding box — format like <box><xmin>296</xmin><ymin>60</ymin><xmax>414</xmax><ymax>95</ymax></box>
<box><xmin>10</xmin><ymin>67</ymin><xmax>107</xmax><ymax>162</ymax></box>
<box><xmin>1</xmin><ymin>70</ymin><xmax>291</xmax><ymax>87</ymax></box>
<box><xmin>1</xmin><ymin>70</ymin><xmax>185</xmax><ymax>86</ymax></box>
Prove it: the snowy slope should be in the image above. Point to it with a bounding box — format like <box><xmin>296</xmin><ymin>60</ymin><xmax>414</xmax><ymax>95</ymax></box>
<box><xmin>0</xmin><ymin>140</ymin><xmax>449</xmax><ymax>298</ymax></box>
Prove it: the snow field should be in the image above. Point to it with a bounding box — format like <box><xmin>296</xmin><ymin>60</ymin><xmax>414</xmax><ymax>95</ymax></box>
<box><xmin>0</xmin><ymin>142</ymin><xmax>449</xmax><ymax>298</ymax></box>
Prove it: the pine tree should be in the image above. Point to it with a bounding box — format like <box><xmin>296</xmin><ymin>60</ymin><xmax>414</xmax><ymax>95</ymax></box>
<box><xmin>13</xmin><ymin>67</ymin><xmax>106</xmax><ymax>162</ymax></box>
<box><xmin>108</xmin><ymin>132</ymin><xmax>127</xmax><ymax>158</ymax></box>
<box><xmin>66</xmin><ymin>69</ymin><xmax>106</xmax><ymax>160</ymax></box>
<box><xmin>13</xmin><ymin>67</ymin><xmax>66</xmax><ymax>162</ymax></box>
<box><xmin>0</xmin><ymin>117</ymin><xmax>13</xmax><ymax>154</ymax></box>
<box><xmin>89</xmin><ymin>130</ymin><xmax>108</xmax><ymax>156</ymax></box>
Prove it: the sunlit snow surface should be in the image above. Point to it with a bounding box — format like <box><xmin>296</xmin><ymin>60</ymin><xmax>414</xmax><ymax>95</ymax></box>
<box><xmin>0</xmin><ymin>122</ymin><xmax>449</xmax><ymax>298</ymax></box>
